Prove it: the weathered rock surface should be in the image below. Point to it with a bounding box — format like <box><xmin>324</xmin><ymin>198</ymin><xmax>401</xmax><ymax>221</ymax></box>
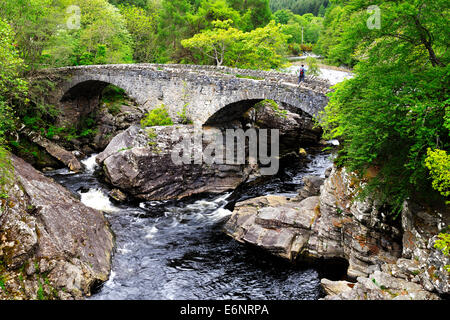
<box><xmin>96</xmin><ymin>125</ymin><xmax>251</xmax><ymax>201</ymax></box>
<box><xmin>225</xmin><ymin>168</ymin><xmax>402</xmax><ymax>277</ymax></box>
<box><xmin>323</xmin><ymin>270</ymin><xmax>440</xmax><ymax>300</ymax></box>
<box><xmin>224</xmin><ymin>166</ymin><xmax>449</xmax><ymax>299</ymax></box>
<box><xmin>224</xmin><ymin>195</ymin><xmax>319</xmax><ymax>260</ymax></box>
<box><xmin>0</xmin><ymin>155</ymin><xmax>114</xmax><ymax>300</ymax></box>
<box><xmin>296</xmin><ymin>175</ymin><xmax>325</xmax><ymax>201</ymax></box>
<box><xmin>91</xmin><ymin>102</ymin><xmax>144</xmax><ymax>151</ymax></box>
<box><xmin>309</xmin><ymin>167</ymin><xmax>403</xmax><ymax>278</ymax></box>
<box><xmin>320</xmin><ymin>278</ymin><xmax>354</xmax><ymax>296</ymax></box>
<box><xmin>22</xmin><ymin>129</ymin><xmax>82</xmax><ymax>172</ymax></box>
<box><xmin>401</xmin><ymin>201</ymin><xmax>449</xmax><ymax>294</ymax></box>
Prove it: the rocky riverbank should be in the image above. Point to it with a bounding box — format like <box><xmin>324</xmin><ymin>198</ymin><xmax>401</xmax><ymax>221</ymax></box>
<box><xmin>224</xmin><ymin>166</ymin><xmax>449</xmax><ymax>300</ymax></box>
<box><xmin>0</xmin><ymin>154</ymin><xmax>114</xmax><ymax>299</ymax></box>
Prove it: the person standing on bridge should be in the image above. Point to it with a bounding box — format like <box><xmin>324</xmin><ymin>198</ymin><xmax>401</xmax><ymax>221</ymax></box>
<box><xmin>298</xmin><ymin>65</ymin><xmax>306</xmax><ymax>84</ymax></box>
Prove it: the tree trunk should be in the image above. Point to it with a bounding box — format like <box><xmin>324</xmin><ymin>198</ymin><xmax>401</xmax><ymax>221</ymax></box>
<box><xmin>413</xmin><ymin>16</ymin><xmax>444</xmax><ymax>67</ymax></box>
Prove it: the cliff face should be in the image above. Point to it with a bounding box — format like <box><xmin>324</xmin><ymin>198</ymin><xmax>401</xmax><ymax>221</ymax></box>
<box><xmin>224</xmin><ymin>166</ymin><xmax>449</xmax><ymax>299</ymax></box>
<box><xmin>0</xmin><ymin>155</ymin><xmax>114</xmax><ymax>300</ymax></box>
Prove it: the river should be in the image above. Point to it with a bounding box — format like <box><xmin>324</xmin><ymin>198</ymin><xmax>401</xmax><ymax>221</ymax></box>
<box><xmin>45</xmin><ymin>150</ymin><xmax>333</xmax><ymax>300</ymax></box>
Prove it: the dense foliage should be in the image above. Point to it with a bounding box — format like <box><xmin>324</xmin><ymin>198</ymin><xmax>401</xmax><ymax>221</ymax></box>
<box><xmin>0</xmin><ymin>18</ymin><xmax>28</xmax><ymax>143</ymax></box>
<box><xmin>425</xmin><ymin>149</ymin><xmax>450</xmax><ymax>201</ymax></box>
<box><xmin>270</xmin><ymin>0</ymin><xmax>329</xmax><ymax>16</ymax></box>
<box><xmin>0</xmin><ymin>0</ymin><xmax>325</xmax><ymax>70</ymax></box>
<box><xmin>320</xmin><ymin>0</ymin><xmax>449</xmax><ymax>212</ymax></box>
<box><xmin>181</xmin><ymin>20</ymin><xmax>289</xmax><ymax>69</ymax></box>
<box><xmin>0</xmin><ymin>18</ymin><xmax>26</xmax><ymax>196</ymax></box>
<box><xmin>140</xmin><ymin>105</ymin><xmax>174</xmax><ymax>127</ymax></box>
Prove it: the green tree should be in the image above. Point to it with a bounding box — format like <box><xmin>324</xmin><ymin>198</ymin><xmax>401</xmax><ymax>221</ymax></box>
<box><xmin>273</xmin><ymin>9</ymin><xmax>294</xmax><ymax>24</ymax></box>
<box><xmin>188</xmin><ymin>0</ymin><xmax>242</xmax><ymax>32</ymax></box>
<box><xmin>320</xmin><ymin>0</ymin><xmax>449</xmax><ymax>212</ymax></box>
<box><xmin>228</xmin><ymin>0</ymin><xmax>272</xmax><ymax>31</ymax></box>
<box><xmin>318</xmin><ymin>3</ymin><xmax>326</xmax><ymax>16</ymax></box>
<box><xmin>270</xmin><ymin>0</ymin><xmax>329</xmax><ymax>16</ymax></box>
<box><xmin>0</xmin><ymin>0</ymin><xmax>62</xmax><ymax>69</ymax></box>
<box><xmin>425</xmin><ymin>149</ymin><xmax>450</xmax><ymax>201</ymax></box>
<box><xmin>119</xmin><ymin>4</ymin><xmax>158</xmax><ymax>63</ymax></box>
<box><xmin>181</xmin><ymin>20</ymin><xmax>243</xmax><ymax>66</ymax></box>
<box><xmin>182</xmin><ymin>20</ymin><xmax>289</xmax><ymax>70</ymax></box>
<box><xmin>108</xmin><ymin>0</ymin><xmax>148</xmax><ymax>8</ymax></box>
<box><xmin>236</xmin><ymin>20</ymin><xmax>289</xmax><ymax>69</ymax></box>
<box><xmin>315</xmin><ymin>3</ymin><xmax>357</xmax><ymax>66</ymax></box>
<box><xmin>157</xmin><ymin>0</ymin><xmax>192</xmax><ymax>62</ymax></box>
<box><xmin>0</xmin><ymin>18</ymin><xmax>27</xmax><ymax>196</ymax></box>
<box><xmin>42</xmin><ymin>0</ymin><xmax>133</xmax><ymax>66</ymax></box>
<box><xmin>0</xmin><ymin>18</ymin><xmax>28</xmax><ymax>141</ymax></box>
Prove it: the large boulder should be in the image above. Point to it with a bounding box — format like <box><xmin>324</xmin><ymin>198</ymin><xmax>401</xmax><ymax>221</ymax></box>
<box><xmin>96</xmin><ymin>125</ymin><xmax>251</xmax><ymax>201</ymax></box>
<box><xmin>225</xmin><ymin>168</ymin><xmax>403</xmax><ymax>278</ymax></box>
<box><xmin>308</xmin><ymin>167</ymin><xmax>403</xmax><ymax>278</ymax></box>
<box><xmin>0</xmin><ymin>155</ymin><xmax>114</xmax><ymax>300</ymax></box>
<box><xmin>224</xmin><ymin>195</ymin><xmax>319</xmax><ymax>260</ymax></box>
<box><xmin>224</xmin><ymin>166</ymin><xmax>450</xmax><ymax>299</ymax></box>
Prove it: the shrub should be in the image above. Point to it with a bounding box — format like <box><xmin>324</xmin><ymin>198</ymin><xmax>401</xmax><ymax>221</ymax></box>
<box><xmin>255</xmin><ymin>99</ymin><xmax>288</xmax><ymax>119</ymax></box>
<box><xmin>306</xmin><ymin>56</ymin><xmax>320</xmax><ymax>76</ymax></box>
<box><xmin>140</xmin><ymin>105</ymin><xmax>173</xmax><ymax>127</ymax></box>
<box><xmin>0</xmin><ymin>146</ymin><xmax>13</xmax><ymax>200</ymax></box>
<box><xmin>300</xmin><ymin>43</ymin><xmax>313</xmax><ymax>52</ymax></box>
<box><xmin>177</xmin><ymin>104</ymin><xmax>193</xmax><ymax>125</ymax></box>
<box><xmin>289</xmin><ymin>43</ymin><xmax>302</xmax><ymax>56</ymax></box>
<box><xmin>425</xmin><ymin>148</ymin><xmax>450</xmax><ymax>202</ymax></box>
<box><xmin>434</xmin><ymin>230</ymin><xmax>450</xmax><ymax>272</ymax></box>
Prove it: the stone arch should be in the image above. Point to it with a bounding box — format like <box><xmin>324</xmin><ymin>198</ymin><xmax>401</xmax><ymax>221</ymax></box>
<box><xmin>57</xmin><ymin>79</ymin><xmax>137</xmax><ymax>128</ymax></box>
<box><xmin>203</xmin><ymin>99</ymin><xmax>264</xmax><ymax>125</ymax></box>
<box><xmin>199</xmin><ymin>84</ymin><xmax>328</xmax><ymax>126</ymax></box>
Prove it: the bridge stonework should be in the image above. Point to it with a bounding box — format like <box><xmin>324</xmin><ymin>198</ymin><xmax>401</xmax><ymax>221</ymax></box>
<box><xmin>36</xmin><ymin>64</ymin><xmax>332</xmax><ymax>126</ymax></box>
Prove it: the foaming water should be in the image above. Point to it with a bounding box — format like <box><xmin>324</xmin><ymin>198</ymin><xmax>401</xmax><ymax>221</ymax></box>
<box><xmin>81</xmin><ymin>153</ymin><xmax>99</xmax><ymax>173</ymax></box>
<box><xmin>46</xmin><ymin>152</ymin><xmax>333</xmax><ymax>300</ymax></box>
<box><xmin>79</xmin><ymin>188</ymin><xmax>118</xmax><ymax>213</ymax></box>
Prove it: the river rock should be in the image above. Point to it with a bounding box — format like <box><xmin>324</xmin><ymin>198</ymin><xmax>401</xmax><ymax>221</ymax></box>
<box><xmin>24</xmin><ymin>129</ymin><xmax>82</xmax><ymax>172</ymax></box>
<box><xmin>91</xmin><ymin>102</ymin><xmax>144</xmax><ymax>151</ymax></box>
<box><xmin>224</xmin><ymin>195</ymin><xmax>320</xmax><ymax>260</ymax></box>
<box><xmin>0</xmin><ymin>154</ymin><xmax>114</xmax><ymax>300</ymax></box>
<box><xmin>225</xmin><ymin>167</ymin><xmax>403</xmax><ymax>277</ymax></box>
<box><xmin>320</xmin><ymin>279</ymin><xmax>354</xmax><ymax>296</ymax></box>
<box><xmin>323</xmin><ymin>270</ymin><xmax>441</xmax><ymax>300</ymax></box>
<box><xmin>225</xmin><ymin>164</ymin><xmax>449</xmax><ymax>299</ymax></box>
<box><xmin>96</xmin><ymin>125</ymin><xmax>251</xmax><ymax>201</ymax></box>
<box><xmin>296</xmin><ymin>175</ymin><xmax>325</xmax><ymax>201</ymax></box>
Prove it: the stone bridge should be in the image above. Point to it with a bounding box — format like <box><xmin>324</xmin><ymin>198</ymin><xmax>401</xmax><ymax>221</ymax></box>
<box><xmin>36</xmin><ymin>64</ymin><xmax>332</xmax><ymax>126</ymax></box>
